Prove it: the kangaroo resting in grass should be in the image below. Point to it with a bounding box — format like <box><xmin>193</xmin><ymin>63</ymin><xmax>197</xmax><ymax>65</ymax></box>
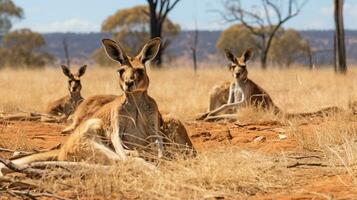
<box><xmin>0</xmin><ymin>38</ymin><xmax>194</xmax><ymax>175</ymax></box>
<box><xmin>198</xmin><ymin>49</ymin><xmax>342</xmax><ymax>121</ymax></box>
<box><xmin>45</xmin><ymin>65</ymin><xmax>87</xmax><ymax>120</ymax></box>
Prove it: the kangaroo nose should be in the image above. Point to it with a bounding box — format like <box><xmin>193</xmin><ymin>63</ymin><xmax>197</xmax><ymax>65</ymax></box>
<box><xmin>125</xmin><ymin>81</ymin><xmax>134</xmax><ymax>88</ymax></box>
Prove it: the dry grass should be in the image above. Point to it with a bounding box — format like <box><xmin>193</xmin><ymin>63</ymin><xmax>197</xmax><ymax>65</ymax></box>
<box><xmin>1</xmin><ymin>64</ymin><xmax>357</xmax><ymax>198</ymax></box>
<box><xmin>35</xmin><ymin>149</ymin><xmax>292</xmax><ymax>199</ymax></box>
<box><xmin>0</xmin><ymin>64</ymin><xmax>356</xmax><ymax>120</ymax></box>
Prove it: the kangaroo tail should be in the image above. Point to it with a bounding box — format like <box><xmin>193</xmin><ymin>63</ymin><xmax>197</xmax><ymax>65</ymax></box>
<box><xmin>11</xmin><ymin>149</ymin><xmax>60</xmax><ymax>166</ymax></box>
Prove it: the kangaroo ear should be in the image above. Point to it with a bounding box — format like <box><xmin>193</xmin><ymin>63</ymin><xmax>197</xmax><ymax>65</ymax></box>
<box><xmin>78</xmin><ymin>65</ymin><xmax>87</xmax><ymax>77</ymax></box>
<box><xmin>241</xmin><ymin>48</ymin><xmax>254</xmax><ymax>62</ymax></box>
<box><xmin>102</xmin><ymin>39</ymin><xmax>128</xmax><ymax>65</ymax></box>
<box><xmin>224</xmin><ymin>49</ymin><xmax>236</xmax><ymax>63</ymax></box>
<box><xmin>61</xmin><ymin>65</ymin><xmax>72</xmax><ymax>78</ymax></box>
<box><xmin>139</xmin><ymin>37</ymin><xmax>161</xmax><ymax>64</ymax></box>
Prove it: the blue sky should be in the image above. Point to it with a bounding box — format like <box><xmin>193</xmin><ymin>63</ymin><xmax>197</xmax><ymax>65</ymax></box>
<box><xmin>11</xmin><ymin>0</ymin><xmax>357</xmax><ymax>33</ymax></box>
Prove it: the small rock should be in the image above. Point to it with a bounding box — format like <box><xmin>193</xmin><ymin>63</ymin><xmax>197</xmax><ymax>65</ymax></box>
<box><xmin>278</xmin><ymin>134</ymin><xmax>287</xmax><ymax>140</ymax></box>
<box><xmin>253</xmin><ymin>136</ymin><xmax>266</xmax><ymax>142</ymax></box>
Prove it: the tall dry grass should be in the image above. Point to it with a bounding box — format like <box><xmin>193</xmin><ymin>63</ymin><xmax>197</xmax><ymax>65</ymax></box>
<box><xmin>0</xmin><ymin>64</ymin><xmax>356</xmax><ymax>120</ymax></box>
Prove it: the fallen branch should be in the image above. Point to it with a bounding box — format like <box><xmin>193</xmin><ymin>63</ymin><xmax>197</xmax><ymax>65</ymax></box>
<box><xmin>287</xmin><ymin>162</ymin><xmax>328</xmax><ymax>168</ymax></box>
<box><xmin>27</xmin><ymin>161</ymin><xmax>112</xmax><ymax>172</ymax></box>
<box><xmin>4</xmin><ymin>189</ymin><xmax>70</xmax><ymax>200</ymax></box>
<box><xmin>288</xmin><ymin>155</ymin><xmax>322</xmax><ymax>160</ymax></box>
<box><xmin>0</xmin><ymin>147</ymin><xmax>33</xmax><ymax>154</ymax></box>
<box><xmin>0</xmin><ymin>158</ymin><xmax>44</xmax><ymax>177</ymax></box>
<box><xmin>0</xmin><ymin>176</ymin><xmax>38</xmax><ymax>190</ymax></box>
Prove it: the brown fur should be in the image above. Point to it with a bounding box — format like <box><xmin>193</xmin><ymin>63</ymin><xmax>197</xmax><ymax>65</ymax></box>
<box><xmin>45</xmin><ymin>65</ymin><xmax>87</xmax><ymax>118</ymax></box>
<box><xmin>63</xmin><ymin>93</ymin><xmax>195</xmax><ymax>155</ymax></box>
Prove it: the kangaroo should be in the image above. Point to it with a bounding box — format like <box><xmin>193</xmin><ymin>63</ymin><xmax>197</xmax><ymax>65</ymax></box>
<box><xmin>198</xmin><ymin>49</ymin><xmax>278</xmax><ymax>120</ymax></box>
<box><xmin>0</xmin><ymin>38</ymin><xmax>169</xmax><ymax>174</ymax></box>
<box><xmin>62</xmin><ymin>94</ymin><xmax>196</xmax><ymax>157</ymax></box>
<box><xmin>198</xmin><ymin>49</ymin><xmax>342</xmax><ymax>121</ymax></box>
<box><xmin>45</xmin><ymin>65</ymin><xmax>87</xmax><ymax>119</ymax></box>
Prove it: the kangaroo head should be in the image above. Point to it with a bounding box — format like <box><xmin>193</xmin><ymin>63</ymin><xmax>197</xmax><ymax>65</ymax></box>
<box><xmin>224</xmin><ymin>48</ymin><xmax>253</xmax><ymax>81</ymax></box>
<box><xmin>102</xmin><ymin>37</ymin><xmax>161</xmax><ymax>93</ymax></box>
<box><xmin>61</xmin><ymin>65</ymin><xmax>87</xmax><ymax>95</ymax></box>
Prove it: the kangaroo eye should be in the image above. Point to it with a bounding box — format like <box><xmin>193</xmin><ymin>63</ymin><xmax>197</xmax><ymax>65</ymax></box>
<box><xmin>136</xmin><ymin>68</ymin><xmax>145</xmax><ymax>75</ymax></box>
<box><xmin>117</xmin><ymin>68</ymin><xmax>125</xmax><ymax>76</ymax></box>
<box><xmin>228</xmin><ymin>64</ymin><xmax>236</xmax><ymax>70</ymax></box>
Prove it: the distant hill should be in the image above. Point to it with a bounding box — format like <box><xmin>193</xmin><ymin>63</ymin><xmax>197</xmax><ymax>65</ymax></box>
<box><xmin>41</xmin><ymin>30</ymin><xmax>357</xmax><ymax>65</ymax></box>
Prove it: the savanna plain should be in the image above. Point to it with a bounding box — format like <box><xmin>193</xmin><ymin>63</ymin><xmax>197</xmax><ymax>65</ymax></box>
<box><xmin>0</xmin><ymin>63</ymin><xmax>356</xmax><ymax>199</ymax></box>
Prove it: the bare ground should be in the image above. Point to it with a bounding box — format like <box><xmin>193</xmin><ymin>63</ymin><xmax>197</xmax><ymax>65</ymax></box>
<box><xmin>0</xmin><ymin>117</ymin><xmax>356</xmax><ymax>199</ymax></box>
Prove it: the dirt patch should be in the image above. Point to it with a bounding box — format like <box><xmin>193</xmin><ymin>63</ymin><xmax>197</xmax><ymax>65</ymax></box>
<box><xmin>187</xmin><ymin>121</ymin><xmax>298</xmax><ymax>154</ymax></box>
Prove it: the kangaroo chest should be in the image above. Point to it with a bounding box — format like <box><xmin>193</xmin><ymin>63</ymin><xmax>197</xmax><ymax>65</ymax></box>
<box><xmin>118</xmin><ymin>99</ymin><xmax>158</xmax><ymax>150</ymax></box>
<box><xmin>232</xmin><ymin>82</ymin><xmax>245</xmax><ymax>103</ymax></box>
<box><xmin>63</xmin><ymin>97</ymin><xmax>83</xmax><ymax>116</ymax></box>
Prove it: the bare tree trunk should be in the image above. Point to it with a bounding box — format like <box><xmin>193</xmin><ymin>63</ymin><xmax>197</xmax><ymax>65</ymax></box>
<box><xmin>307</xmin><ymin>49</ymin><xmax>313</xmax><ymax>69</ymax></box>
<box><xmin>147</xmin><ymin>0</ymin><xmax>181</xmax><ymax>68</ymax></box>
<box><xmin>63</xmin><ymin>36</ymin><xmax>70</xmax><ymax>67</ymax></box>
<box><xmin>334</xmin><ymin>0</ymin><xmax>347</xmax><ymax>73</ymax></box>
<box><xmin>261</xmin><ymin>51</ymin><xmax>268</xmax><ymax>69</ymax></box>
<box><xmin>191</xmin><ymin>27</ymin><xmax>199</xmax><ymax>74</ymax></box>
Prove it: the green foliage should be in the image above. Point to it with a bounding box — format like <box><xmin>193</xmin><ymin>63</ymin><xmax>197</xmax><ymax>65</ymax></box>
<box><xmin>0</xmin><ymin>29</ymin><xmax>55</xmax><ymax>68</ymax></box>
<box><xmin>93</xmin><ymin>5</ymin><xmax>180</xmax><ymax>66</ymax></box>
<box><xmin>216</xmin><ymin>24</ymin><xmax>259</xmax><ymax>57</ymax></box>
<box><xmin>0</xmin><ymin>0</ymin><xmax>23</xmax><ymax>34</ymax></box>
<box><xmin>270</xmin><ymin>29</ymin><xmax>311</xmax><ymax>66</ymax></box>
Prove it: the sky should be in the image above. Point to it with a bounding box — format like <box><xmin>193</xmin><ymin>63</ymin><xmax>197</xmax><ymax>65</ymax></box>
<box><xmin>11</xmin><ymin>0</ymin><xmax>357</xmax><ymax>33</ymax></box>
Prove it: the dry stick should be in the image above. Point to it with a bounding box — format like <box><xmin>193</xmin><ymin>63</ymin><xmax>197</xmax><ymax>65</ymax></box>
<box><xmin>287</xmin><ymin>162</ymin><xmax>328</xmax><ymax>168</ymax></box>
<box><xmin>0</xmin><ymin>176</ymin><xmax>38</xmax><ymax>190</ymax></box>
<box><xmin>0</xmin><ymin>147</ymin><xmax>33</xmax><ymax>154</ymax></box>
<box><xmin>5</xmin><ymin>190</ymin><xmax>70</xmax><ymax>200</ymax></box>
<box><xmin>27</xmin><ymin>161</ymin><xmax>112</xmax><ymax>172</ymax></box>
<box><xmin>0</xmin><ymin>158</ymin><xmax>44</xmax><ymax>177</ymax></box>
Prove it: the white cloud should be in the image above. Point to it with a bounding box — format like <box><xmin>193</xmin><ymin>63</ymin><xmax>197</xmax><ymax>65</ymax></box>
<box><xmin>14</xmin><ymin>18</ymin><xmax>100</xmax><ymax>33</ymax></box>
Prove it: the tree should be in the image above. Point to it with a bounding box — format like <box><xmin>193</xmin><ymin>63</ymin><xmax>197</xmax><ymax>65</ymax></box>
<box><xmin>270</xmin><ymin>29</ymin><xmax>311</xmax><ymax>67</ymax></box>
<box><xmin>146</xmin><ymin>0</ymin><xmax>182</xmax><ymax>67</ymax></box>
<box><xmin>0</xmin><ymin>29</ymin><xmax>54</xmax><ymax>68</ymax></box>
<box><xmin>221</xmin><ymin>0</ymin><xmax>307</xmax><ymax>68</ymax></box>
<box><xmin>334</xmin><ymin>0</ymin><xmax>346</xmax><ymax>73</ymax></box>
<box><xmin>216</xmin><ymin>24</ymin><xmax>259</xmax><ymax>57</ymax></box>
<box><xmin>0</xmin><ymin>0</ymin><xmax>23</xmax><ymax>35</ymax></box>
<box><xmin>93</xmin><ymin>5</ymin><xmax>180</xmax><ymax>66</ymax></box>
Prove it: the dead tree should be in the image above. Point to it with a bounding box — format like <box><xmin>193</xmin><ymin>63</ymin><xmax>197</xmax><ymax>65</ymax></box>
<box><xmin>146</xmin><ymin>0</ymin><xmax>182</xmax><ymax>67</ymax></box>
<box><xmin>191</xmin><ymin>22</ymin><xmax>199</xmax><ymax>73</ymax></box>
<box><xmin>222</xmin><ymin>0</ymin><xmax>307</xmax><ymax>69</ymax></box>
<box><xmin>334</xmin><ymin>0</ymin><xmax>347</xmax><ymax>73</ymax></box>
<box><xmin>62</xmin><ymin>36</ymin><xmax>70</xmax><ymax>67</ymax></box>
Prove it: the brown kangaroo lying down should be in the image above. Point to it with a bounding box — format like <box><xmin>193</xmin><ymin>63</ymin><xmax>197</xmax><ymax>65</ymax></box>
<box><xmin>0</xmin><ymin>38</ymin><xmax>195</xmax><ymax>175</ymax></box>
<box><xmin>198</xmin><ymin>48</ymin><xmax>343</xmax><ymax>121</ymax></box>
<box><xmin>45</xmin><ymin>65</ymin><xmax>87</xmax><ymax>120</ymax></box>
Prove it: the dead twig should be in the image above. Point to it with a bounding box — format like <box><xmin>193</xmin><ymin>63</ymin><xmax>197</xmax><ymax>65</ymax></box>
<box><xmin>0</xmin><ymin>158</ymin><xmax>44</xmax><ymax>177</ymax></box>
<box><xmin>3</xmin><ymin>189</ymin><xmax>70</xmax><ymax>200</ymax></box>
<box><xmin>26</xmin><ymin>161</ymin><xmax>112</xmax><ymax>172</ymax></box>
<box><xmin>287</xmin><ymin>162</ymin><xmax>328</xmax><ymax>168</ymax></box>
